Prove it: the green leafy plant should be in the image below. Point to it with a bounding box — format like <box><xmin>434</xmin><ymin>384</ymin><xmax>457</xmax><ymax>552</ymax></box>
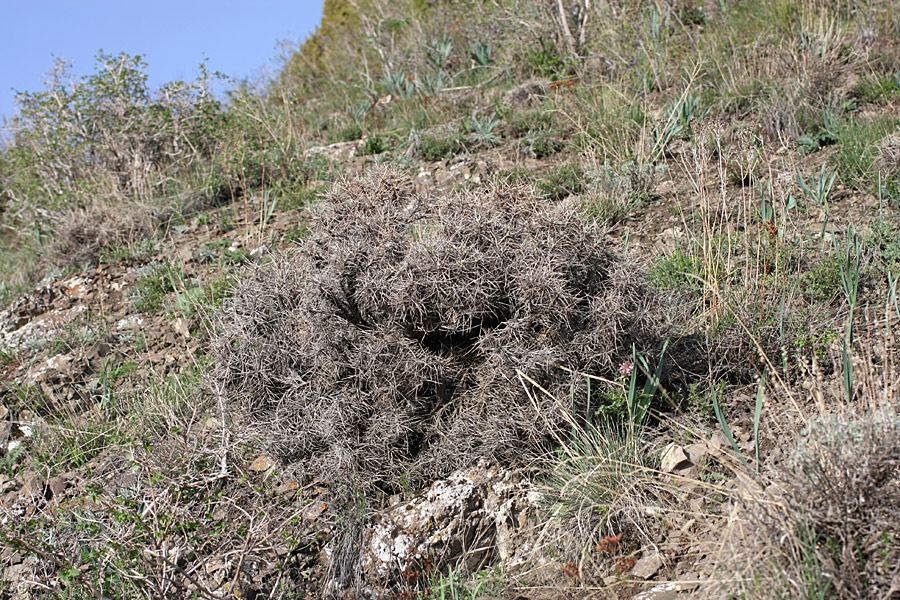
<box><xmin>798</xmin><ymin>129</ymin><xmax>838</xmax><ymax>155</ymax></box>
<box><xmin>258</xmin><ymin>189</ymin><xmax>278</xmax><ymax>232</ymax></box>
<box><xmin>333</xmin><ymin>121</ymin><xmax>364</xmax><ymax>142</ymax></box>
<box><xmin>524</xmin><ymin>39</ymin><xmax>567</xmax><ymax>79</ymax></box>
<box><xmin>711</xmin><ymin>376</ymin><xmax>764</xmax><ymax>474</ymax></box>
<box><xmin>626</xmin><ymin>339</ymin><xmax>669</xmax><ymax>428</ymax></box>
<box><xmin>854</xmin><ymin>72</ymin><xmax>900</xmax><ymax>104</ymax></box>
<box><xmin>833</xmin><ymin>225</ymin><xmax>861</xmax><ymax>402</ymax></box>
<box><xmin>418</xmin><ymin>69</ymin><xmax>450</xmax><ymax>96</ymax></box>
<box><xmin>757</xmin><ymin>177</ymin><xmax>797</xmax><ymax>238</ymax></box>
<box><xmin>469</xmin><ymin>40</ymin><xmax>493</xmax><ymax>66</ymax></box>
<box><xmin>829</xmin><ymin>115</ymin><xmax>899</xmax><ymax>188</ymax></box>
<box><xmin>537</xmin><ymin>163</ymin><xmax>585</xmax><ymax>201</ymax></box>
<box><xmin>0</xmin><ymin>347</ymin><xmax>16</xmax><ymax>367</ymax></box>
<box><xmin>360</xmin><ymin>132</ymin><xmax>393</xmax><ymax>156</ymax></box>
<box><xmin>98</xmin><ymin>238</ymin><xmax>155</xmax><ymax>265</ymax></box>
<box><xmin>522</xmin><ymin>132</ymin><xmax>564</xmax><ymax>158</ymax></box>
<box><xmin>417</xmin><ymin>133</ymin><xmax>465</xmax><ymax>161</ymax></box>
<box><xmin>798</xmin><ymin>255</ymin><xmax>844</xmax><ymax>305</ymax></box>
<box><xmin>381</xmin><ymin>70</ymin><xmax>416</xmax><ymax>99</ymax></box>
<box><xmin>425</xmin><ymin>38</ymin><xmax>453</xmax><ymax>69</ymax></box>
<box><xmin>889</xmin><ymin>272</ymin><xmax>900</xmax><ymax>319</ymax></box>
<box><xmin>649</xmin><ymin>249</ymin><xmax>703</xmax><ymax>294</ymax></box>
<box><xmin>464</xmin><ymin>112</ymin><xmax>501</xmax><ymax>147</ymax></box>
<box><xmin>796</xmin><ymin>165</ymin><xmax>837</xmax><ymax>236</ymax></box>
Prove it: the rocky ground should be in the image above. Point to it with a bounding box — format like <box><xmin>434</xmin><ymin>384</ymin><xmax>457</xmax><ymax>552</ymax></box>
<box><xmin>2</xmin><ymin>85</ymin><xmax>900</xmax><ymax>598</ymax></box>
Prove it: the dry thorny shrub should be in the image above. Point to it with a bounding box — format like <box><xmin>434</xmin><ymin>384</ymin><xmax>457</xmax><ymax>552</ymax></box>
<box><xmin>47</xmin><ymin>205</ymin><xmax>157</xmax><ymax>267</ymax></box>
<box><xmin>213</xmin><ymin>168</ymin><xmax>693</xmax><ymax>503</ymax></box>
<box><xmin>724</xmin><ymin>411</ymin><xmax>900</xmax><ymax>600</ymax></box>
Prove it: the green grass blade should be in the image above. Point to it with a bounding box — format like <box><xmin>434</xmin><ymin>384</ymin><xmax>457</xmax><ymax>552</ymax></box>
<box><xmin>754</xmin><ymin>373</ymin><xmax>765</xmax><ymax>474</ymax></box>
<box><xmin>889</xmin><ymin>272</ymin><xmax>900</xmax><ymax>319</ymax></box>
<box><xmin>712</xmin><ymin>384</ymin><xmax>751</xmax><ymax>472</ymax></box>
<box><xmin>586</xmin><ymin>374</ymin><xmax>591</xmax><ymax>427</ymax></box>
<box><xmin>842</xmin><ymin>336</ymin><xmax>853</xmax><ymax>403</ymax></box>
<box><xmin>627</xmin><ymin>344</ymin><xmax>638</xmax><ymax>426</ymax></box>
<box><xmin>631</xmin><ymin>339</ymin><xmax>669</xmax><ymax>428</ymax></box>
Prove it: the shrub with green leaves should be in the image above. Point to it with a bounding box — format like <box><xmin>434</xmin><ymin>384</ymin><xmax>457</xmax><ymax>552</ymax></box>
<box><xmin>1</xmin><ymin>53</ymin><xmax>225</xmax><ymax>214</ymax></box>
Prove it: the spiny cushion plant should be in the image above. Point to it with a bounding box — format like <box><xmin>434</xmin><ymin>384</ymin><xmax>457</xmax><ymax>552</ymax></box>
<box><xmin>212</xmin><ymin>168</ymin><xmax>680</xmax><ymax>501</ymax></box>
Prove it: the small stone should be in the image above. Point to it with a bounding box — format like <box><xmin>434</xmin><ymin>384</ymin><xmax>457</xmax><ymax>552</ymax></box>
<box><xmin>634</xmin><ymin>582</ymin><xmax>677</xmax><ymax>600</ymax></box>
<box><xmin>173</xmin><ymin>318</ymin><xmax>191</xmax><ymax>339</ymax></box>
<box><xmin>631</xmin><ymin>552</ymin><xmax>663</xmax><ymax>580</ymax></box>
<box><xmin>276</xmin><ymin>481</ymin><xmax>300</xmax><ymax>494</ymax></box>
<box><xmin>708</xmin><ymin>430</ymin><xmax>730</xmax><ymax>453</ymax></box>
<box><xmin>685</xmin><ymin>442</ymin><xmax>708</xmax><ymax>464</ymax></box>
<box><xmin>656</xmin><ymin>180</ymin><xmax>675</xmax><ymax>196</ymax></box>
<box><xmin>46</xmin><ymin>477</ymin><xmax>68</xmax><ymax>499</ymax></box>
<box><xmin>302</xmin><ymin>501</ymin><xmax>328</xmax><ymax>522</ymax></box>
<box><xmin>249</xmin><ymin>455</ymin><xmax>275</xmax><ymax>472</ymax></box>
<box><xmin>661</xmin><ymin>444</ymin><xmax>691</xmax><ymax>473</ymax></box>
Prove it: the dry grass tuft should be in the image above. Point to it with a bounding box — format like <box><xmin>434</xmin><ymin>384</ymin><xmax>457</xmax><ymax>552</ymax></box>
<box><xmin>728</xmin><ymin>411</ymin><xmax>900</xmax><ymax>600</ymax></box>
<box><xmin>212</xmin><ymin>168</ymin><xmax>684</xmax><ymax>501</ymax></box>
<box><xmin>877</xmin><ymin>133</ymin><xmax>900</xmax><ymax>182</ymax></box>
<box><xmin>48</xmin><ymin>205</ymin><xmax>156</xmax><ymax>267</ymax></box>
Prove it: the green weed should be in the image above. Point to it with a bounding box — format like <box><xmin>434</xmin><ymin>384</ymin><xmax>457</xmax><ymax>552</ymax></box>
<box><xmin>537</xmin><ymin>163</ymin><xmax>584</xmax><ymax>201</ymax></box>
<box><xmin>503</xmin><ymin>109</ymin><xmax>554</xmax><ymax>138</ymax></box>
<box><xmin>281</xmin><ymin>183</ymin><xmax>329</xmax><ymax>211</ymax></box>
<box><xmin>50</xmin><ymin>315</ymin><xmax>109</xmax><ymax>356</ymax></box>
<box><xmin>131</xmin><ymin>262</ymin><xmax>179</xmax><ymax>314</ymax></box>
<box><xmin>332</xmin><ymin>121</ymin><xmax>363</xmax><ymax>143</ymax></box>
<box><xmin>469</xmin><ymin>40</ymin><xmax>493</xmax><ymax>66</ymax></box>
<box><xmin>464</xmin><ymin>112</ymin><xmax>501</xmax><ymax>147</ymax></box>
<box><xmin>524</xmin><ymin>39</ymin><xmax>567</xmax><ymax>79</ymax></box>
<box><xmin>359</xmin><ymin>132</ymin><xmax>393</xmax><ymax>156</ymax></box>
<box><xmin>429</xmin><ymin>566</ymin><xmax>505</xmax><ymax>600</ymax></box>
<box><xmin>417</xmin><ymin>133</ymin><xmax>465</xmax><ymax>161</ymax></box>
<box><xmin>872</xmin><ymin>221</ymin><xmax>900</xmax><ymax>273</ymax></box>
<box><xmin>0</xmin><ymin>347</ymin><xmax>17</xmax><ymax>367</ymax></box>
<box><xmin>798</xmin><ymin>255</ymin><xmax>844</xmax><ymax>305</ymax></box>
<box><xmin>97</xmin><ymin>238</ymin><xmax>155</xmax><ymax>265</ymax></box>
<box><xmin>522</xmin><ymin>132</ymin><xmax>565</xmax><ymax>158</ymax></box>
<box><xmin>829</xmin><ymin>115</ymin><xmax>899</xmax><ymax>188</ymax></box>
<box><xmin>853</xmin><ymin>73</ymin><xmax>900</xmax><ymax>104</ymax></box>
<box><xmin>649</xmin><ymin>250</ymin><xmax>703</xmax><ymax>294</ymax></box>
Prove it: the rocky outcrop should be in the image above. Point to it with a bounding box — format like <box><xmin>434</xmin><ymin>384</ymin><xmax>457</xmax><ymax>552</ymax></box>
<box><xmin>358</xmin><ymin>461</ymin><xmax>539</xmax><ymax>590</ymax></box>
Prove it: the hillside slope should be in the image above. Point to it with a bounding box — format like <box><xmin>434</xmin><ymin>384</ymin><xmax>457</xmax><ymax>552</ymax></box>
<box><xmin>1</xmin><ymin>1</ymin><xmax>900</xmax><ymax>598</ymax></box>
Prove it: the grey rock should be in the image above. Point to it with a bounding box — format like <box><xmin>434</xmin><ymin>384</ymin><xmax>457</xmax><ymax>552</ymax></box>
<box><xmin>360</xmin><ymin>461</ymin><xmax>537</xmax><ymax>587</ymax></box>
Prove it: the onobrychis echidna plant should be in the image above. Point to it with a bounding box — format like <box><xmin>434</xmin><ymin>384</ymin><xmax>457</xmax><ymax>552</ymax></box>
<box><xmin>212</xmin><ymin>168</ymin><xmax>682</xmax><ymax>499</ymax></box>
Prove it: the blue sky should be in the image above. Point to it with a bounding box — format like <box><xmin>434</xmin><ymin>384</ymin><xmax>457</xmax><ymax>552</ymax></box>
<box><xmin>0</xmin><ymin>1</ymin><xmax>325</xmax><ymax>121</ymax></box>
